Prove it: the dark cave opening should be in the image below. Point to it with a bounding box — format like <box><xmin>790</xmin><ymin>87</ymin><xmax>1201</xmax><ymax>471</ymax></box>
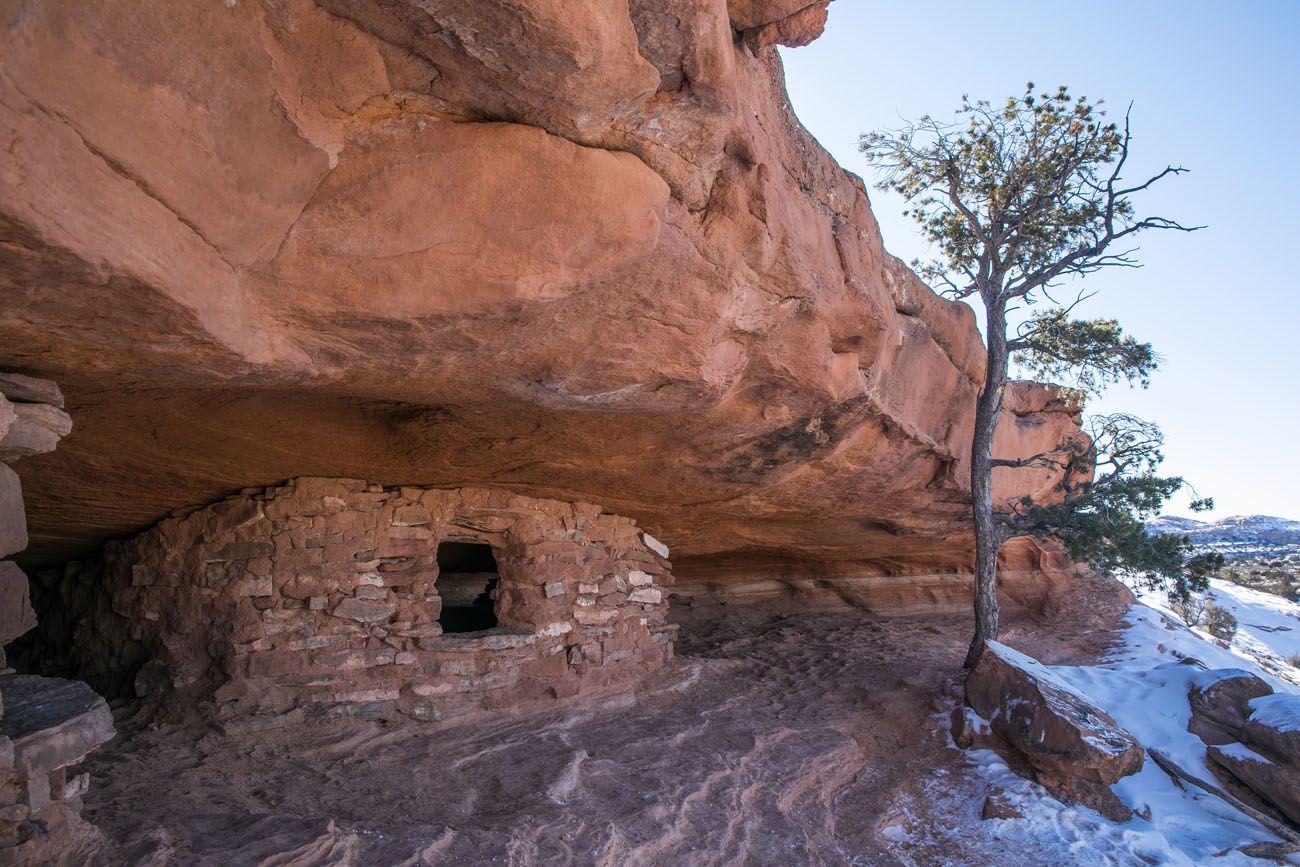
<box><xmin>435</xmin><ymin>541</ymin><xmax>500</xmax><ymax>634</ymax></box>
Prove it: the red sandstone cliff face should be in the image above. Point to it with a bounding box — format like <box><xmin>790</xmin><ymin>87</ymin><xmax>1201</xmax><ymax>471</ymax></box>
<box><xmin>0</xmin><ymin>0</ymin><xmax>1079</xmax><ymax>583</ymax></box>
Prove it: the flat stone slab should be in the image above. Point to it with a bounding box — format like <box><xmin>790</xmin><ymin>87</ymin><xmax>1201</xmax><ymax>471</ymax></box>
<box><xmin>0</xmin><ymin>402</ymin><xmax>72</xmax><ymax>462</ymax></box>
<box><xmin>426</xmin><ymin>628</ymin><xmax>536</xmax><ymax>653</ymax></box>
<box><xmin>0</xmin><ymin>674</ymin><xmax>115</xmax><ymax>777</ymax></box>
<box><xmin>966</xmin><ymin>641</ymin><xmax>1143</xmax><ymax>785</ymax></box>
<box><xmin>0</xmin><ymin>372</ymin><xmax>64</xmax><ymax>408</ymax></box>
<box><xmin>1187</xmin><ymin>669</ymin><xmax>1273</xmax><ymax>745</ymax></box>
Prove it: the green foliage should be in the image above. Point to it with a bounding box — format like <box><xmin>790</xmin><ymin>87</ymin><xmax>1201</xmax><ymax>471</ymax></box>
<box><xmin>1014</xmin><ymin>309</ymin><xmax>1157</xmax><ymax>398</ymax></box>
<box><xmin>859</xmin><ymin>83</ymin><xmax>1195</xmax><ymax>303</ymax></box>
<box><xmin>1018</xmin><ymin>478</ymin><xmax>1222</xmax><ymax>599</ymax></box>
<box><xmin>1203</xmin><ymin>603</ymin><xmax>1239</xmax><ymax>642</ymax></box>
<box><xmin>1005</xmin><ymin>414</ymin><xmax>1223</xmax><ymax>599</ymax></box>
<box><xmin>859</xmin><ymin>83</ymin><xmax>1203</xmax><ymax>647</ymax></box>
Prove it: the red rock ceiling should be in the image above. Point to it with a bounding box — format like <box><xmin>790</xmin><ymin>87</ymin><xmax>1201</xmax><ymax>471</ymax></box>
<box><xmin>0</xmin><ymin>0</ymin><xmax>1079</xmax><ymax>579</ymax></box>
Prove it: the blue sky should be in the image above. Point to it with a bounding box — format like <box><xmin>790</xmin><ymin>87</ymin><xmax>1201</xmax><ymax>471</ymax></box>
<box><xmin>780</xmin><ymin>0</ymin><xmax>1300</xmax><ymax>521</ymax></box>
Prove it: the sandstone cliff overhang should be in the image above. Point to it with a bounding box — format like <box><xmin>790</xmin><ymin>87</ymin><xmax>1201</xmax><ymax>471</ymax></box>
<box><xmin>0</xmin><ymin>0</ymin><xmax>1080</xmax><ymax>581</ymax></box>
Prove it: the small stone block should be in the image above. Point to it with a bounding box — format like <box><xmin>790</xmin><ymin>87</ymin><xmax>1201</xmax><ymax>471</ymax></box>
<box><xmin>641</xmin><ymin>533</ymin><xmax>670</xmax><ymax>558</ymax></box>
<box><xmin>332</xmin><ymin>598</ymin><xmax>397</xmax><ymax>623</ymax></box>
<box><xmin>63</xmin><ymin>772</ymin><xmax>90</xmax><ymax>801</ymax></box>
<box><xmin>22</xmin><ymin>774</ymin><xmax>50</xmax><ymax>812</ymax></box>
<box><xmin>392</xmin><ymin>506</ymin><xmax>433</xmax><ymax>527</ymax></box>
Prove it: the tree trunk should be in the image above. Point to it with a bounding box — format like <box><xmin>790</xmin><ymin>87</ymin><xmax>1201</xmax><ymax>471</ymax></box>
<box><xmin>964</xmin><ymin>300</ymin><xmax>1009</xmax><ymax>669</ymax></box>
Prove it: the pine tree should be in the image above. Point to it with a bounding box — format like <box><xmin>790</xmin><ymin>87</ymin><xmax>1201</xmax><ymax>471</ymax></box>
<box><xmin>860</xmin><ymin>85</ymin><xmax>1217</xmax><ymax>666</ymax></box>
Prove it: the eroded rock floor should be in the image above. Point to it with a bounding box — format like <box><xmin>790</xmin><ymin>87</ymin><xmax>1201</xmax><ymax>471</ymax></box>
<box><xmin>64</xmin><ymin>593</ymin><xmax>1122</xmax><ymax>866</ymax></box>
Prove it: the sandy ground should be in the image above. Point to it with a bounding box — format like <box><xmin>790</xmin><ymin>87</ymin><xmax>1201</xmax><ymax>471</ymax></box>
<box><xmin>63</xmin><ymin>576</ymin><xmax>1129</xmax><ymax>866</ymax></box>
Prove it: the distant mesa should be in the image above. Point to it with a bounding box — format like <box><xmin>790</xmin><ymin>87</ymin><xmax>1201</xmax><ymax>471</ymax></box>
<box><xmin>1147</xmin><ymin>514</ymin><xmax>1300</xmax><ymax>559</ymax></box>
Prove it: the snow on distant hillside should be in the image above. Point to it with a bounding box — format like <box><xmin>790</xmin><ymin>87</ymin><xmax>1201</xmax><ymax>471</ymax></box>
<box><xmin>1148</xmin><ymin>514</ymin><xmax>1300</xmax><ymax>559</ymax></box>
<box><xmin>1148</xmin><ymin>514</ymin><xmax>1211</xmax><ymax>534</ymax></box>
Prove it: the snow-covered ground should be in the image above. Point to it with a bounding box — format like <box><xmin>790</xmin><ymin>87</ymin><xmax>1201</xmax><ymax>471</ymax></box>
<box><xmin>1162</xmin><ymin>579</ymin><xmax>1300</xmax><ymax>686</ymax></box>
<box><xmin>944</xmin><ymin>579</ymin><xmax>1300</xmax><ymax>865</ymax></box>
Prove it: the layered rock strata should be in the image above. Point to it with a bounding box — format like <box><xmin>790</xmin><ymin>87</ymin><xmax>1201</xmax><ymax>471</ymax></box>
<box><xmin>672</xmin><ymin>535</ymin><xmax>1079</xmax><ymax>615</ymax></box>
<box><xmin>30</xmin><ymin>479</ymin><xmax>674</xmax><ymax>726</ymax></box>
<box><xmin>0</xmin><ymin>0</ymin><xmax>1082</xmax><ymax>593</ymax></box>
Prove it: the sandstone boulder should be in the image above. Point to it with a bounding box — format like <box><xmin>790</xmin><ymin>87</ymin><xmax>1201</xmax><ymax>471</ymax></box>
<box><xmin>965</xmin><ymin>641</ymin><xmax>1142</xmax><ymax>821</ymax></box>
<box><xmin>1187</xmin><ymin>670</ymin><xmax>1273</xmax><ymax>745</ymax></box>
<box><xmin>1207</xmin><ymin>742</ymin><xmax>1300</xmax><ymax>826</ymax></box>
<box><xmin>1188</xmin><ymin>678</ymin><xmax>1300</xmax><ymax>826</ymax></box>
<box><xmin>1243</xmin><ymin>693</ymin><xmax>1300</xmax><ymax>766</ymax></box>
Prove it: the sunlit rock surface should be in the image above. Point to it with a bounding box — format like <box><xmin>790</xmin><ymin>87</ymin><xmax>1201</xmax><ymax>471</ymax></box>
<box><xmin>0</xmin><ymin>0</ymin><xmax>1080</xmax><ymax>591</ymax></box>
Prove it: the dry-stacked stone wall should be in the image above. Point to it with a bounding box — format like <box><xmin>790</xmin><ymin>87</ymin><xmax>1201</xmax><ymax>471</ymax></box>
<box><xmin>1</xmin><ymin>372</ymin><xmax>116</xmax><ymax>865</ymax></box>
<box><xmin>72</xmin><ymin>478</ymin><xmax>676</xmax><ymax>725</ymax></box>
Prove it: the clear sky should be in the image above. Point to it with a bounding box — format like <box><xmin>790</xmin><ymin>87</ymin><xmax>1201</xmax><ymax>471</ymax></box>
<box><xmin>780</xmin><ymin>0</ymin><xmax>1300</xmax><ymax>522</ymax></box>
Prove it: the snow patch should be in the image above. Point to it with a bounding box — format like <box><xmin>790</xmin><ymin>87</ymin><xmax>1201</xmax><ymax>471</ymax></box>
<box><xmin>1215</xmin><ymin>742</ymin><xmax>1274</xmax><ymax>765</ymax></box>
<box><xmin>1248</xmin><ymin>693</ymin><xmax>1300</xmax><ymax>734</ymax></box>
<box><xmin>937</xmin><ymin>586</ymin><xmax>1300</xmax><ymax>865</ymax></box>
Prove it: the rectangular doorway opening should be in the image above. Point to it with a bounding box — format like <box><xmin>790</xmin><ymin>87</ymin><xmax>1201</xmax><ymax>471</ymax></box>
<box><xmin>435</xmin><ymin>541</ymin><xmax>500</xmax><ymax>633</ymax></box>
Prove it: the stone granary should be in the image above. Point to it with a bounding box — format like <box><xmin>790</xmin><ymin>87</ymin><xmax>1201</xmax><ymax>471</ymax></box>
<box><xmin>37</xmin><ymin>479</ymin><xmax>675</xmax><ymax>726</ymax></box>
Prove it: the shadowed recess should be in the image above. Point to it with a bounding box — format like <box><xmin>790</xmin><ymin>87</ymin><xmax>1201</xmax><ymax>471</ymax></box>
<box><xmin>436</xmin><ymin>541</ymin><xmax>501</xmax><ymax>634</ymax></box>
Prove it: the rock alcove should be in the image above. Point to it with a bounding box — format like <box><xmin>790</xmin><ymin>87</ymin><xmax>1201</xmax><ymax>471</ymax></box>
<box><xmin>27</xmin><ymin>479</ymin><xmax>676</xmax><ymax>727</ymax></box>
<box><xmin>0</xmin><ymin>0</ymin><xmax>1105</xmax><ymax>860</ymax></box>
